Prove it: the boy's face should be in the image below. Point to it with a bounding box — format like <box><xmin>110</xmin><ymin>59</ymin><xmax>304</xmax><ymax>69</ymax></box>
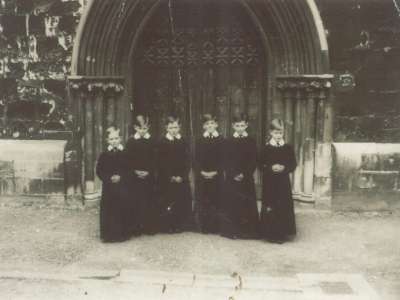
<box><xmin>107</xmin><ymin>131</ymin><xmax>121</xmax><ymax>148</ymax></box>
<box><xmin>232</xmin><ymin>121</ymin><xmax>248</xmax><ymax>135</ymax></box>
<box><xmin>134</xmin><ymin>125</ymin><xmax>149</xmax><ymax>136</ymax></box>
<box><xmin>270</xmin><ymin>129</ymin><xmax>284</xmax><ymax>142</ymax></box>
<box><xmin>166</xmin><ymin>121</ymin><xmax>181</xmax><ymax>136</ymax></box>
<box><xmin>203</xmin><ymin>120</ymin><xmax>218</xmax><ymax>133</ymax></box>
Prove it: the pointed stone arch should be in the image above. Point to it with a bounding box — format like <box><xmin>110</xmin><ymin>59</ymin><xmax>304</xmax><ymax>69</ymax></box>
<box><xmin>68</xmin><ymin>0</ymin><xmax>333</xmax><ymax>207</ymax></box>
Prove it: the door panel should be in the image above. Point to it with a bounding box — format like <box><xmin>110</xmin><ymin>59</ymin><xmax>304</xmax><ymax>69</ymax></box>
<box><xmin>132</xmin><ymin>0</ymin><xmax>266</xmax><ymax>196</ymax></box>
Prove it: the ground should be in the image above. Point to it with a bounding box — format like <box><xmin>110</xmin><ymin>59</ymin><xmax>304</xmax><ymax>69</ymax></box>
<box><xmin>0</xmin><ymin>204</ymin><xmax>399</xmax><ymax>300</ymax></box>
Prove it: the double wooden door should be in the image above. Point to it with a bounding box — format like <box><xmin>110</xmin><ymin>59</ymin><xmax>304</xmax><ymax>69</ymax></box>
<box><xmin>132</xmin><ymin>0</ymin><xmax>266</xmax><ymax>192</ymax></box>
<box><xmin>133</xmin><ymin>0</ymin><xmax>266</xmax><ymax>140</ymax></box>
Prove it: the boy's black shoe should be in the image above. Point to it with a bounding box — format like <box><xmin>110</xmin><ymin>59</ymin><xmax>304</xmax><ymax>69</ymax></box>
<box><xmin>220</xmin><ymin>233</ymin><xmax>238</xmax><ymax>240</ymax></box>
<box><xmin>168</xmin><ymin>227</ymin><xmax>184</xmax><ymax>234</ymax></box>
<box><xmin>101</xmin><ymin>236</ymin><xmax>129</xmax><ymax>243</ymax></box>
<box><xmin>267</xmin><ymin>238</ymin><xmax>285</xmax><ymax>244</ymax></box>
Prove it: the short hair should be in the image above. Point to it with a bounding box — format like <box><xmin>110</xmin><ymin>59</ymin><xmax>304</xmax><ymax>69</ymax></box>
<box><xmin>165</xmin><ymin>115</ymin><xmax>180</xmax><ymax>126</ymax></box>
<box><xmin>202</xmin><ymin>113</ymin><xmax>217</xmax><ymax>123</ymax></box>
<box><xmin>232</xmin><ymin>112</ymin><xmax>249</xmax><ymax>123</ymax></box>
<box><xmin>269</xmin><ymin>118</ymin><xmax>284</xmax><ymax>131</ymax></box>
<box><xmin>106</xmin><ymin>126</ymin><xmax>120</xmax><ymax>138</ymax></box>
<box><xmin>133</xmin><ymin>114</ymin><xmax>150</xmax><ymax>127</ymax></box>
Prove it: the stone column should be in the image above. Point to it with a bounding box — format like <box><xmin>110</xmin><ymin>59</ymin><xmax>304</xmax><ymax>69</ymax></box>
<box><xmin>314</xmin><ymin>79</ymin><xmax>335</xmax><ymax>209</ymax></box>
<box><xmin>276</xmin><ymin>75</ymin><xmax>334</xmax><ymax>208</ymax></box>
<box><xmin>67</xmin><ymin>76</ymin><xmax>125</xmax><ymax>202</ymax></box>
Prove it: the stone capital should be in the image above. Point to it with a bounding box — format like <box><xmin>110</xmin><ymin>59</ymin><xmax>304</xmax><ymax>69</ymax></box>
<box><xmin>276</xmin><ymin>74</ymin><xmax>334</xmax><ymax>100</ymax></box>
<box><xmin>68</xmin><ymin>76</ymin><xmax>125</xmax><ymax>95</ymax></box>
<box><xmin>276</xmin><ymin>74</ymin><xmax>333</xmax><ymax>91</ymax></box>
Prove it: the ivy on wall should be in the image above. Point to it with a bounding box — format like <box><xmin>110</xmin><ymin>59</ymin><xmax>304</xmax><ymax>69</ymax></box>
<box><xmin>0</xmin><ymin>0</ymin><xmax>400</xmax><ymax>142</ymax></box>
<box><xmin>317</xmin><ymin>0</ymin><xmax>400</xmax><ymax>142</ymax></box>
<box><xmin>0</xmin><ymin>0</ymin><xmax>85</xmax><ymax>139</ymax></box>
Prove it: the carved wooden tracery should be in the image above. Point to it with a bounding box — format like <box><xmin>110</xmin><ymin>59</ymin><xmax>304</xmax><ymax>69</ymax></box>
<box><xmin>137</xmin><ymin>26</ymin><xmax>261</xmax><ymax>67</ymax></box>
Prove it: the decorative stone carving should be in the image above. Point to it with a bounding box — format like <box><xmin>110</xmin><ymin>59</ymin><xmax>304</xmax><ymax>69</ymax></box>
<box><xmin>276</xmin><ymin>75</ymin><xmax>333</xmax><ymax>91</ymax></box>
<box><xmin>0</xmin><ymin>79</ymin><xmax>71</xmax><ymax>140</ymax></box>
<box><xmin>276</xmin><ymin>75</ymin><xmax>334</xmax><ymax>100</ymax></box>
<box><xmin>68</xmin><ymin>76</ymin><xmax>125</xmax><ymax>94</ymax></box>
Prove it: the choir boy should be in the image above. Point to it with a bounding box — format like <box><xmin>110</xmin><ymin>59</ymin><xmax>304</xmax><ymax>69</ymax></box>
<box><xmin>96</xmin><ymin>126</ymin><xmax>128</xmax><ymax>242</ymax></box>
<box><xmin>157</xmin><ymin>116</ymin><xmax>192</xmax><ymax>233</ymax></box>
<box><xmin>125</xmin><ymin>115</ymin><xmax>158</xmax><ymax>235</ymax></box>
<box><xmin>260</xmin><ymin>118</ymin><xmax>297</xmax><ymax>243</ymax></box>
<box><xmin>220</xmin><ymin>113</ymin><xmax>259</xmax><ymax>239</ymax></box>
<box><xmin>196</xmin><ymin>113</ymin><xmax>224</xmax><ymax>233</ymax></box>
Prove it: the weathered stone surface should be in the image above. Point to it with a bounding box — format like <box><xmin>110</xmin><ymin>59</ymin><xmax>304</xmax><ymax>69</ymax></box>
<box><xmin>0</xmin><ymin>0</ymin><xmax>83</xmax><ymax>139</ymax></box>
<box><xmin>333</xmin><ymin>143</ymin><xmax>400</xmax><ymax>204</ymax></box>
<box><xmin>316</xmin><ymin>0</ymin><xmax>400</xmax><ymax>142</ymax></box>
<box><xmin>0</xmin><ymin>139</ymin><xmax>66</xmax><ymax>196</ymax></box>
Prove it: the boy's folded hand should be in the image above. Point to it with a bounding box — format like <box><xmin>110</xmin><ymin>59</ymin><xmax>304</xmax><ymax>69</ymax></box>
<box><xmin>171</xmin><ymin>176</ymin><xmax>183</xmax><ymax>183</ymax></box>
<box><xmin>201</xmin><ymin>171</ymin><xmax>218</xmax><ymax>179</ymax></box>
<box><xmin>200</xmin><ymin>171</ymin><xmax>209</xmax><ymax>178</ymax></box>
<box><xmin>272</xmin><ymin>164</ymin><xmax>284</xmax><ymax>173</ymax></box>
<box><xmin>111</xmin><ymin>175</ymin><xmax>121</xmax><ymax>183</ymax></box>
<box><xmin>135</xmin><ymin>170</ymin><xmax>149</xmax><ymax>179</ymax></box>
<box><xmin>234</xmin><ymin>173</ymin><xmax>244</xmax><ymax>181</ymax></box>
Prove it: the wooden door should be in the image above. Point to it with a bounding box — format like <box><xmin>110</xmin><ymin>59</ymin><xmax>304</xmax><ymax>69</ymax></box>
<box><xmin>132</xmin><ymin>0</ymin><xmax>266</xmax><ymax>196</ymax></box>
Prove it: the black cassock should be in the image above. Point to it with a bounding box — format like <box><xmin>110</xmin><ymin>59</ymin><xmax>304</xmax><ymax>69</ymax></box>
<box><xmin>260</xmin><ymin>143</ymin><xmax>297</xmax><ymax>241</ymax></box>
<box><xmin>125</xmin><ymin>136</ymin><xmax>157</xmax><ymax>235</ymax></box>
<box><xmin>96</xmin><ymin>149</ymin><xmax>128</xmax><ymax>242</ymax></box>
<box><xmin>220</xmin><ymin>136</ymin><xmax>259</xmax><ymax>239</ymax></box>
<box><xmin>195</xmin><ymin>135</ymin><xmax>224</xmax><ymax>233</ymax></box>
<box><xmin>157</xmin><ymin>137</ymin><xmax>192</xmax><ymax>232</ymax></box>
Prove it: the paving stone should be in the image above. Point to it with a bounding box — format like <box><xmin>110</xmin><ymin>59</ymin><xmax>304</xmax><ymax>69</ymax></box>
<box><xmin>0</xmin><ymin>271</ymin><xmax>381</xmax><ymax>300</ymax></box>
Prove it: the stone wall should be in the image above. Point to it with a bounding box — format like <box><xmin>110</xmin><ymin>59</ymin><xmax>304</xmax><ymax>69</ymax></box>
<box><xmin>0</xmin><ymin>0</ymin><xmax>85</xmax><ymax>199</ymax></box>
<box><xmin>333</xmin><ymin>143</ymin><xmax>400</xmax><ymax>209</ymax></box>
<box><xmin>1</xmin><ymin>0</ymin><xmax>400</xmax><ymax>143</ymax></box>
<box><xmin>317</xmin><ymin>0</ymin><xmax>400</xmax><ymax>143</ymax></box>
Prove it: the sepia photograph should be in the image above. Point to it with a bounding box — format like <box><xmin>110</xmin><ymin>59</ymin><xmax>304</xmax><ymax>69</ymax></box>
<box><xmin>0</xmin><ymin>0</ymin><xmax>399</xmax><ymax>299</ymax></box>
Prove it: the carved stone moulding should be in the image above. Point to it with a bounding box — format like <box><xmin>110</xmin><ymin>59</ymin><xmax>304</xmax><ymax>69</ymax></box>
<box><xmin>67</xmin><ymin>76</ymin><xmax>125</xmax><ymax>94</ymax></box>
<box><xmin>276</xmin><ymin>74</ymin><xmax>334</xmax><ymax>92</ymax></box>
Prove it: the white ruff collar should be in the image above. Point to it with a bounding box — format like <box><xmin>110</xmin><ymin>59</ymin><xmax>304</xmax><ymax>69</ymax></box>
<box><xmin>134</xmin><ymin>132</ymin><xmax>151</xmax><ymax>140</ymax></box>
<box><xmin>203</xmin><ymin>131</ymin><xmax>219</xmax><ymax>138</ymax></box>
<box><xmin>166</xmin><ymin>133</ymin><xmax>182</xmax><ymax>141</ymax></box>
<box><xmin>107</xmin><ymin>144</ymin><xmax>124</xmax><ymax>151</ymax></box>
<box><xmin>268</xmin><ymin>138</ymin><xmax>285</xmax><ymax>147</ymax></box>
<box><xmin>233</xmin><ymin>131</ymin><xmax>248</xmax><ymax>138</ymax></box>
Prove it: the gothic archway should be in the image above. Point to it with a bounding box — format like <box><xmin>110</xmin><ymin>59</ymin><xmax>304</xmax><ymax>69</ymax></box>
<box><xmin>68</xmin><ymin>0</ymin><xmax>334</xmax><ymax>208</ymax></box>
